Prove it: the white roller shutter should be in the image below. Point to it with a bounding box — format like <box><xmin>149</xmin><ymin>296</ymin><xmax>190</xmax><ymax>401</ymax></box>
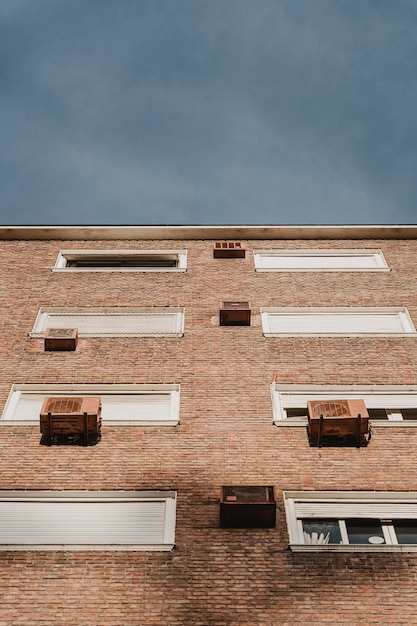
<box><xmin>254</xmin><ymin>250</ymin><xmax>387</xmax><ymax>270</ymax></box>
<box><xmin>279</xmin><ymin>391</ymin><xmax>417</xmax><ymax>410</ymax></box>
<box><xmin>31</xmin><ymin>308</ymin><xmax>184</xmax><ymax>337</ymax></box>
<box><xmin>0</xmin><ymin>492</ymin><xmax>176</xmax><ymax>550</ymax></box>
<box><xmin>262</xmin><ymin>308</ymin><xmax>415</xmax><ymax>335</ymax></box>
<box><xmin>294</xmin><ymin>501</ymin><xmax>417</xmax><ymax>519</ymax></box>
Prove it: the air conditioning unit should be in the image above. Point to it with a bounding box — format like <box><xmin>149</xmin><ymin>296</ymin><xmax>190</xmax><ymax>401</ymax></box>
<box><xmin>220</xmin><ymin>301</ymin><xmax>251</xmax><ymax>326</ymax></box>
<box><xmin>213</xmin><ymin>241</ymin><xmax>246</xmax><ymax>258</ymax></box>
<box><xmin>40</xmin><ymin>397</ymin><xmax>102</xmax><ymax>446</ymax></box>
<box><xmin>307</xmin><ymin>399</ymin><xmax>370</xmax><ymax>447</ymax></box>
<box><xmin>44</xmin><ymin>328</ymin><xmax>78</xmax><ymax>352</ymax></box>
<box><xmin>220</xmin><ymin>486</ymin><xmax>276</xmax><ymax>528</ymax></box>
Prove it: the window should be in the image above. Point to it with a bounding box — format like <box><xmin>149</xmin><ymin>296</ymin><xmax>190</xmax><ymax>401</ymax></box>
<box><xmin>271</xmin><ymin>384</ymin><xmax>417</xmax><ymax>428</ymax></box>
<box><xmin>30</xmin><ymin>307</ymin><xmax>184</xmax><ymax>337</ymax></box>
<box><xmin>53</xmin><ymin>250</ymin><xmax>187</xmax><ymax>272</ymax></box>
<box><xmin>284</xmin><ymin>491</ymin><xmax>417</xmax><ymax>552</ymax></box>
<box><xmin>1</xmin><ymin>384</ymin><xmax>180</xmax><ymax>426</ymax></box>
<box><xmin>254</xmin><ymin>249</ymin><xmax>389</xmax><ymax>271</ymax></box>
<box><xmin>0</xmin><ymin>490</ymin><xmax>176</xmax><ymax>550</ymax></box>
<box><xmin>261</xmin><ymin>307</ymin><xmax>415</xmax><ymax>336</ymax></box>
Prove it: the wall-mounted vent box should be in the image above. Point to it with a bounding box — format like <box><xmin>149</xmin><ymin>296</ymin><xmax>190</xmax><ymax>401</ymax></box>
<box><xmin>307</xmin><ymin>399</ymin><xmax>370</xmax><ymax>447</ymax></box>
<box><xmin>220</xmin><ymin>486</ymin><xmax>276</xmax><ymax>528</ymax></box>
<box><xmin>44</xmin><ymin>328</ymin><xmax>78</xmax><ymax>351</ymax></box>
<box><xmin>213</xmin><ymin>242</ymin><xmax>245</xmax><ymax>258</ymax></box>
<box><xmin>220</xmin><ymin>301</ymin><xmax>251</xmax><ymax>326</ymax></box>
<box><xmin>40</xmin><ymin>396</ymin><xmax>102</xmax><ymax>446</ymax></box>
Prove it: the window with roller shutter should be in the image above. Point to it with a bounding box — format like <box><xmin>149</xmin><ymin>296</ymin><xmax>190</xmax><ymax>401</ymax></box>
<box><xmin>284</xmin><ymin>491</ymin><xmax>417</xmax><ymax>552</ymax></box>
<box><xmin>30</xmin><ymin>307</ymin><xmax>184</xmax><ymax>337</ymax></box>
<box><xmin>0</xmin><ymin>490</ymin><xmax>176</xmax><ymax>550</ymax></box>
<box><xmin>261</xmin><ymin>307</ymin><xmax>415</xmax><ymax>336</ymax></box>
<box><xmin>254</xmin><ymin>249</ymin><xmax>389</xmax><ymax>271</ymax></box>
<box><xmin>1</xmin><ymin>384</ymin><xmax>180</xmax><ymax>426</ymax></box>
<box><xmin>271</xmin><ymin>384</ymin><xmax>417</xmax><ymax>427</ymax></box>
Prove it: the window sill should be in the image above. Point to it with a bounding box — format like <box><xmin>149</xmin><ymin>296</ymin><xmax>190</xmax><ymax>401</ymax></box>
<box><xmin>255</xmin><ymin>268</ymin><xmax>391</xmax><ymax>273</ymax></box>
<box><xmin>0</xmin><ymin>420</ymin><xmax>179</xmax><ymax>427</ymax></box>
<box><xmin>274</xmin><ymin>420</ymin><xmax>417</xmax><ymax>428</ymax></box>
<box><xmin>289</xmin><ymin>543</ymin><xmax>417</xmax><ymax>552</ymax></box>
<box><xmin>264</xmin><ymin>333</ymin><xmax>417</xmax><ymax>338</ymax></box>
<box><xmin>0</xmin><ymin>543</ymin><xmax>176</xmax><ymax>551</ymax></box>
<box><xmin>52</xmin><ymin>268</ymin><xmax>186</xmax><ymax>273</ymax></box>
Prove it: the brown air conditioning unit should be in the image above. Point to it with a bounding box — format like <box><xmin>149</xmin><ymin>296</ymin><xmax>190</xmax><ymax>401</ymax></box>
<box><xmin>220</xmin><ymin>486</ymin><xmax>276</xmax><ymax>528</ymax></box>
<box><xmin>40</xmin><ymin>397</ymin><xmax>102</xmax><ymax>446</ymax></box>
<box><xmin>213</xmin><ymin>241</ymin><xmax>245</xmax><ymax>258</ymax></box>
<box><xmin>220</xmin><ymin>301</ymin><xmax>251</xmax><ymax>326</ymax></box>
<box><xmin>307</xmin><ymin>399</ymin><xmax>369</xmax><ymax>447</ymax></box>
<box><xmin>44</xmin><ymin>328</ymin><xmax>78</xmax><ymax>351</ymax></box>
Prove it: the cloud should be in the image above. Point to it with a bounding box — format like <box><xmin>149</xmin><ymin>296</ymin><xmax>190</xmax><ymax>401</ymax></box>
<box><xmin>0</xmin><ymin>0</ymin><xmax>416</xmax><ymax>224</ymax></box>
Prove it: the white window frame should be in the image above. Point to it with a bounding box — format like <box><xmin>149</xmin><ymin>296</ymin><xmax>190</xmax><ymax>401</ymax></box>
<box><xmin>0</xmin><ymin>490</ymin><xmax>176</xmax><ymax>551</ymax></box>
<box><xmin>29</xmin><ymin>307</ymin><xmax>185</xmax><ymax>338</ymax></box>
<box><xmin>271</xmin><ymin>383</ymin><xmax>417</xmax><ymax>428</ymax></box>
<box><xmin>53</xmin><ymin>249</ymin><xmax>187</xmax><ymax>272</ymax></box>
<box><xmin>1</xmin><ymin>384</ymin><xmax>180</xmax><ymax>426</ymax></box>
<box><xmin>261</xmin><ymin>307</ymin><xmax>416</xmax><ymax>337</ymax></box>
<box><xmin>284</xmin><ymin>491</ymin><xmax>417</xmax><ymax>552</ymax></box>
<box><xmin>254</xmin><ymin>249</ymin><xmax>389</xmax><ymax>272</ymax></box>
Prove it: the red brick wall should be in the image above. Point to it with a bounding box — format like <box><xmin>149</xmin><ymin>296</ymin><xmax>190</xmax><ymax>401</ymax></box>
<box><xmin>0</xmin><ymin>237</ymin><xmax>417</xmax><ymax>625</ymax></box>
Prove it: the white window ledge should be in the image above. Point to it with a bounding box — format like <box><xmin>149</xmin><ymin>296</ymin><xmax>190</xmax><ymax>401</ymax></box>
<box><xmin>289</xmin><ymin>544</ymin><xmax>417</xmax><ymax>553</ymax></box>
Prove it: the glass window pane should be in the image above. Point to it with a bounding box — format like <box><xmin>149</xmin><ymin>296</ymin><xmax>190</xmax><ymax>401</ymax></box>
<box><xmin>393</xmin><ymin>520</ymin><xmax>417</xmax><ymax>544</ymax></box>
<box><xmin>302</xmin><ymin>520</ymin><xmax>342</xmax><ymax>545</ymax></box>
<box><xmin>367</xmin><ymin>409</ymin><xmax>388</xmax><ymax>420</ymax></box>
<box><xmin>400</xmin><ymin>409</ymin><xmax>417</xmax><ymax>420</ymax></box>
<box><xmin>346</xmin><ymin>519</ymin><xmax>385</xmax><ymax>544</ymax></box>
<box><xmin>286</xmin><ymin>408</ymin><xmax>308</xmax><ymax>419</ymax></box>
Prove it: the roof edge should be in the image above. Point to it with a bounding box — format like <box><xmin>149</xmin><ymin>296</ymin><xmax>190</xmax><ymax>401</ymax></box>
<box><xmin>0</xmin><ymin>225</ymin><xmax>417</xmax><ymax>240</ymax></box>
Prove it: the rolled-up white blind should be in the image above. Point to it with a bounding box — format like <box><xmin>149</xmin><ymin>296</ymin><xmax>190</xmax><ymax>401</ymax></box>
<box><xmin>263</xmin><ymin>308</ymin><xmax>415</xmax><ymax>335</ymax></box>
<box><xmin>31</xmin><ymin>308</ymin><xmax>184</xmax><ymax>336</ymax></box>
<box><xmin>294</xmin><ymin>501</ymin><xmax>417</xmax><ymax>519</ymax></box>
<box><xmin>0</xmin><ymin>493</ymin><xmax>176</xmax><ymax>549</ymax></box>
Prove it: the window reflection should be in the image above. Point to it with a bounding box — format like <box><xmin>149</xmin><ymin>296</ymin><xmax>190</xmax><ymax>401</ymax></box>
<box><xmin>346</xmin><ymin>519</ymin><xmax>385</xmax><ymax>544</ymax></box>
<box><xmin>302</xmin><ymin>520</ymin><xmax>342</xmax><ymax>545</ymax></box>
<box><xmin>394</xmin><ymin>520</ymin><xmax>417</xmax><ymax>544</ymax></box>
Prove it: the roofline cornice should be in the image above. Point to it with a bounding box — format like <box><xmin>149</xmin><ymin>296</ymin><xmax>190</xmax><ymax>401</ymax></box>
<box><xmin>0</xmin><ymin>225</ymin><xmax>417</xmax><ymax>240</ymax></box>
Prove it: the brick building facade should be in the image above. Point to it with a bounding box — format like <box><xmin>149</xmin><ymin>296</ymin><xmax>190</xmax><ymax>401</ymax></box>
<box><xmin>1</xmin><ymin>225</ymin><xmax>417</xmax><ymax>625</ymax></box>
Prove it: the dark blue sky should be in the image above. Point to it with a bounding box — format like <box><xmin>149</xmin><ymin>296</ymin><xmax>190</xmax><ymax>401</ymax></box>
<box><xmin>1</xmin><ymin>0</ymin><xmax>417</xmax><ymax>225</ymax></box>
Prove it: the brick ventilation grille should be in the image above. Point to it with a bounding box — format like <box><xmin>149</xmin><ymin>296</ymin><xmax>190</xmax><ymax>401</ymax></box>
<box><xmin>214</xmin><ymin>241</ymin><xmax>242</xmax><ymax>249</ymax></box>
<box><xmin>223</xmin><ymin>301</ymin><xmax>249</xmax><ymax>309</ymax></box>
<box><xmin>311</xmin><ymin>401</ymin><xmax>350</xmax><ymax>418</ymax></box>
<box><xmin>44</xmin><ymin>398</ymin><xmax>83</xmax><ymax>414</ymax></box>
<box><xmin>223</xmin><ymin>486</ymin><xmax>272</xmax><ymax>502</ymax></box>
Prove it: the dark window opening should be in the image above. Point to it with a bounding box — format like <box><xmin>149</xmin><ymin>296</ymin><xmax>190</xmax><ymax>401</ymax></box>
<box><xmin>67</xmin><ymin>255</ymin><xmax>178</xmax><ymax>268</ymax></box>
